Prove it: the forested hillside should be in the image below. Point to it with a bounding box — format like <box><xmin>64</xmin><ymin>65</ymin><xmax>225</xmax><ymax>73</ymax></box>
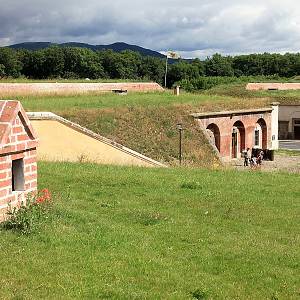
<box><xmin>1</xmin><ymin>46</ymin><xmax>300</xmax><ymax>89</ymax></box>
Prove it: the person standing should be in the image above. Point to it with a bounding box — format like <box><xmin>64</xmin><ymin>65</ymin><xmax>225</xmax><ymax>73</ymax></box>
<box><xmin>244</xmin><ymin>148</ymin><xmax>251</xmax><ymax>167</ymax></box>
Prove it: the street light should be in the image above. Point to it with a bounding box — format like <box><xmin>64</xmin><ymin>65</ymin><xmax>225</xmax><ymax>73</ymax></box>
<box><xmin>177</xmin><ymin>123</ymin><xmax>183</xmax><ymax>165</ymax></box>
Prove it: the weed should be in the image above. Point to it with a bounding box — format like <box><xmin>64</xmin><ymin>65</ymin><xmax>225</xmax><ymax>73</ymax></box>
<box><xmin>2</xmin><ymin>189</ymin><xmax>52</xmax><ymax>235</ymax></box>
<box><xmin>181</xmin><ymin>181</ymin><xmax>202</xmax><ymax>189</ymax></box>
<box><xmin>191</xmin><ymin>288</ymin><xmax>207</xmax><ymax>299</ymax></box>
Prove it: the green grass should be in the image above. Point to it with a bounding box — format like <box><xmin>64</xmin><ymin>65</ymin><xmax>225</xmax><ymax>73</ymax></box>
<box><xmin>0</xmin><ymin>162</ymin><xmax>299</xmax><ymax>299</ymax></box>
<box><xmin>6</xmin><ymin>91</ymin><xmax>245</xmax><ymax>112</ymax></box>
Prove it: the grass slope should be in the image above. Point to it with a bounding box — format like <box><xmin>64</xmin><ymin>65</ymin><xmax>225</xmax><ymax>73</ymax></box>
<box><xmin>1</xmin><ymin>162</ymin><xmax>299</xmax><ymax>299</ymax></box>
<box><xmin>11</xmin><ymin>91</ymin><xmax>268</xmax><ymax>167</ymax></box>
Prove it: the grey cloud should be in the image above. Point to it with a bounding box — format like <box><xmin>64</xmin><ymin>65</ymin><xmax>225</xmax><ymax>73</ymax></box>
<box><xmin>0</xmin><ymin>0</ymin><xmax>299</xmax><ymax>58</ymax></box>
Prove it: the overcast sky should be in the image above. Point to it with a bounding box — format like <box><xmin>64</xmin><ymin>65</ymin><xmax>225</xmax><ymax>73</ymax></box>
<box><xmin>0</xmin><ymin>0</ymin><xmax>299</xmax><ymax>58</ymax></box>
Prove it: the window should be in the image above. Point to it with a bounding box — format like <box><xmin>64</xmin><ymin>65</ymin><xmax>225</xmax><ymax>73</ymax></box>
<box><xmin>12</xmin><ymin>159</ymin><xmax>24</xmax><ymax>191</ymax></box>
<box><xmin>254</xmin><ymin>129</ymin><xmax>260</xmax><ymax>147</ymax></box>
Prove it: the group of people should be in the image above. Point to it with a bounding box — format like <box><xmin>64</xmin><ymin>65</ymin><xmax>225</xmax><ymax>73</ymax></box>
<box><xmin>243</xmin><ymin>148</ymin><xmax>264</xmax><ymax>168</ymax></box>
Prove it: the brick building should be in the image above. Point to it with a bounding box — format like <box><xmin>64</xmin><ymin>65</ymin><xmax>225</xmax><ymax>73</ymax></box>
<box><xmin>191</xmin><ymin>104</ymin><xmax>279</xmax><ymax>161</ymax></box>
<box><xmin>0</xmin><ymin>101</ymin><xmax>38</xmax><ymax>221</ymax></box>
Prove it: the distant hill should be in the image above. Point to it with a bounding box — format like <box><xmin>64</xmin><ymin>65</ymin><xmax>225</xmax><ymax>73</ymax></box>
<box><xmin>9</xmin><ymin>42</ymin><xmax>166</xmax><ymax>58</ymax></box>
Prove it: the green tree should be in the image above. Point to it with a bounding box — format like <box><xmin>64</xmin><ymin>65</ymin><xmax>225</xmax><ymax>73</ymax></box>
<box><xmin>0</xmin><ymin>64</ymin><xmax>5</xmax><ymax>78</ymax></box>
<box><xmin>0</xmin><ymin>48</ymin><xmax>22</xmax><ymax>77</ymax></box>
<box><xmin>205</xmin><ymin>54</ymin><xmax>234</xmax><ymax>76</ymax></box>
<box><xmin>139</xmin><ymin>56</ymin><xmax>165</xmax><ymax>83</ymax></box>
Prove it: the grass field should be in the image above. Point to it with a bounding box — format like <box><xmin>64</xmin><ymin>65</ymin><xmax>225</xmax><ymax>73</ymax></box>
<box><xmin>2</xmin><ymin>91</ymin><xmax>268</xmax><ymax>112</ymax></box>
<box><xmin>1</xmin><ymin>162</ymin><xmax>299</xmax><ymax>299</ymax></box>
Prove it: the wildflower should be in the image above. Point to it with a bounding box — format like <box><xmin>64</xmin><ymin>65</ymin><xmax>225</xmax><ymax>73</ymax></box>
<box><xmin>36</xmin><ymin>189</ymin><xmax>52</xmax><ymax>204</ymax></box>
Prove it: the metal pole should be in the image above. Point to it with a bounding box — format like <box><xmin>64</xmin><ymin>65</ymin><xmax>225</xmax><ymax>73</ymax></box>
<box><xmin>179</xmin><ymin>128</ymin><xmax>182</xmax><ymax>165</ymax></box>
<box><xmin>164</xmin><ymin>55</ymin><xmax>168</xmax><ymax>88</ymax></box>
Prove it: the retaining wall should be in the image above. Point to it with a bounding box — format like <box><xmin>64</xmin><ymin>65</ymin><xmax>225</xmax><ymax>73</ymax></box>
<box><xmin>246</xmin><ymin>83</ymin><xmax>300</xmax><ymax>91</ymax></box>
<box><xmin>0</xmin><ymin>82</ymin><xmax>164</xmax><ymax>95</ymax></box>
<box><xmin>28</xmin><ymin>112</ymin><xmax>166</xmax><ymax>168</ymax></box>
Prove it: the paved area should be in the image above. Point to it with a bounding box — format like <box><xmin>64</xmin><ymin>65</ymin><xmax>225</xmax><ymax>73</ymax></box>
<box><xmin>230</xmin><ymin>154</ymin><xmax>300</xmax><ymax>173</ymax></box>
<box><xmin>279</xmin><ymin>140</ymin><xmax>300</xmax><ymax>151</ymax></box>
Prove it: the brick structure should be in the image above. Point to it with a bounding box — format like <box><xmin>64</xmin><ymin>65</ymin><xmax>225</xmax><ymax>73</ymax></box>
<box><xmin>246</xmin><ymin>83</ymin><xmax>300</xmax><ymax>91</ymax></box>
<box><xmin>0</xmin><ymin>101</ymin><xmax>38</xmax><ymax>221</ymax></box>
<box><xmin>191</xmin><ymin>106</ymin><xmax>278</xmax><ymax>161</ymax></box>
<box><xmin>0</xmin><ymin>82</ymin><xmax>164</xmax><ymax>95</ymax></box>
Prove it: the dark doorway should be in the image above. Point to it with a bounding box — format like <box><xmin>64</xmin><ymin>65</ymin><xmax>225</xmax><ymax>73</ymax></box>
<box><xmin>232</xmin><ymin>130</ymin><xmax>238</xmax><ymax>158</ymax></box>
<box><xmin>294</xmin><ymin>119</ymin><xmax>300</xmax><ymax>139</ymax></box>
<box><xmin>295</xmin><ymin>127</ymin><xmax>300</xmax><ymax>139</ymax></box>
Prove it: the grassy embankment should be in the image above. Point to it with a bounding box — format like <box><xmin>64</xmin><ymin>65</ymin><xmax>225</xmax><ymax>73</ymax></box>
<box><xmin>2</xmin><ymin>90</ymin><xmax>271</xmax><ymax>167</ymax></box>
<box><xmin>2</xmin><ymin>83</ymin><xmax>299</xmax><ymax>166</ymax></box>
<box><xmin>0</xmin><ymin>162</ymin><xmax>299</xmax><ymax>299</ymax></box>
<box><xmin>206</xmin><ymin>83</ymin><xmax>300</xmax><ymax>105</ymax></box>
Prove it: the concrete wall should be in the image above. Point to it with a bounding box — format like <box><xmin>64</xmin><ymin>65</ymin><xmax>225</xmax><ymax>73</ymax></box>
<box><xmin>30</xmin><ymin>118</ymin><xmax>165</xmax><ymax>167</ymax></box>
<box><xmin>246</xmin><ymin>83</ymin><xmax>300</xmax><ymax>91</ymax></box>
<box><xmin>0</xmin><ymin>82</ymin><xmax>164</xmax><ymax>96</ymax></box>
<box><xmin>279</xmin><ymin>105</ymin><xmax>300</xmax><ymax>139</ymax></box>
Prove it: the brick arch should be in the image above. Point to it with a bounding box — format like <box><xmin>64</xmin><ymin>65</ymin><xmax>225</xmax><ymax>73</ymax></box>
<box><xmin>232</xmin><ymin>120</ymin><xmax>245</xmax><ymax>158</ymax></box>
<box><xmin>256</xmin><ymin>118</ymin><xmax>268</xmax><ymax>149</ymax></box>
<box><xmin>206</xmin><ymin>123</ymin><xmax>220</xmax><ymax>152</ymax></box>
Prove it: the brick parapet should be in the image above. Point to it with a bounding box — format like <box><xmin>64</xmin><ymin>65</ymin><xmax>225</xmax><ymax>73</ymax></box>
<box><xmin>0</xmin><ymin>82</ymin><xmax>164</xmax><ymax>95</ymax></box>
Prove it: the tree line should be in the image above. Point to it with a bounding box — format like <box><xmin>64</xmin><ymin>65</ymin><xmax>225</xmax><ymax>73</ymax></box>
<box><xmin>0</xmin><ymin>46</ymin><xmax>300</xmax><ymax>88</ymax></box>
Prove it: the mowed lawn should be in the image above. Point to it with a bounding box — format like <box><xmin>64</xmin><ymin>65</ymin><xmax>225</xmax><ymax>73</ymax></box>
<box><xmin>0</xmin><ymin>91</ymin><xmax>270</xmax><ymax>113</ymax></box>
<box><xmin>0</xmin><ymin>162</ymin><xmax>299</xmax><ymax>299</ymax></box>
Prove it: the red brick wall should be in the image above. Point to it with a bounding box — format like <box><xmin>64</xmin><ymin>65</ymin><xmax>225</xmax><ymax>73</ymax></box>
<box><xmin>0</xmin><ymin>114</ymin><xmax>37</xmax><ymax>221</ymax></box>
<box><xmin>197</xmin><ymin>112</ymin><xmax>272</xmax><ymax>160</ymax></box>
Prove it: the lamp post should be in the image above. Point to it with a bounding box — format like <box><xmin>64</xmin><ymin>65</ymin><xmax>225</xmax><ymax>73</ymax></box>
<box><xmin>164</xmin><ymin>55</ymin><xmax>168</xmax><ymax>88</ymax></box>
<box><xmin>177</xmin><ymin>123</ymin><xmax>183</xmax><ymax>165</ymax></box>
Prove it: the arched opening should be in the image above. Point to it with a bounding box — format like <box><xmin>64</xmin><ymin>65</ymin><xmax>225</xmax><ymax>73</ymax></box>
<box><xmin>232</xmin><ymin>121</ymin><xmax>245</xmax><ymax>158</ymax></box>
<box><xmin>255</xmin><ymin>118</ymin><xmax>267</xmax><ymax>149</ymax></box>
<box><xmin>206</xmin><ymin>123</ymin><xmax>220</xmax><ymax>152</ymax></box>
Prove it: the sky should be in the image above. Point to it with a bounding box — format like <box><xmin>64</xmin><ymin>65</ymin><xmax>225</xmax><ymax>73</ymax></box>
<box><xmin>0</xmin><ymin>0</ymin><xmax>299</xmax><ymax>58</ymax></box>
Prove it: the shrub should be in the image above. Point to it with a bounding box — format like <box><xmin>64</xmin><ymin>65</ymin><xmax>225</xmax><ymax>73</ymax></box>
<box><xmin>2</xmin><ymin>188</ymin><xmax>52</xmax><ymax>235</ymax></box>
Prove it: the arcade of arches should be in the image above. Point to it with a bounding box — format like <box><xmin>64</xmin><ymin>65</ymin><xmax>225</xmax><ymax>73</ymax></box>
<box><xmin>192</xmin><ymin>108</ymin><xmax>276</xmax><ymax>161</ymax></box>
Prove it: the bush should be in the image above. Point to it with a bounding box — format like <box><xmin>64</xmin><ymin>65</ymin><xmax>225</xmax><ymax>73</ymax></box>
<box><xmin>2</xmin><ymin>189</ymin><xmax>52</xmax><ymax>235</ymax></box>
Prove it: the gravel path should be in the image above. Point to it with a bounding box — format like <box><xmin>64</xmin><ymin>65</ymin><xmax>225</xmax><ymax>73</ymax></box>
<box><xmin>230</xmin><ymin>154</ymin><xmax>300</xmax><ymax>173</ymax></box>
